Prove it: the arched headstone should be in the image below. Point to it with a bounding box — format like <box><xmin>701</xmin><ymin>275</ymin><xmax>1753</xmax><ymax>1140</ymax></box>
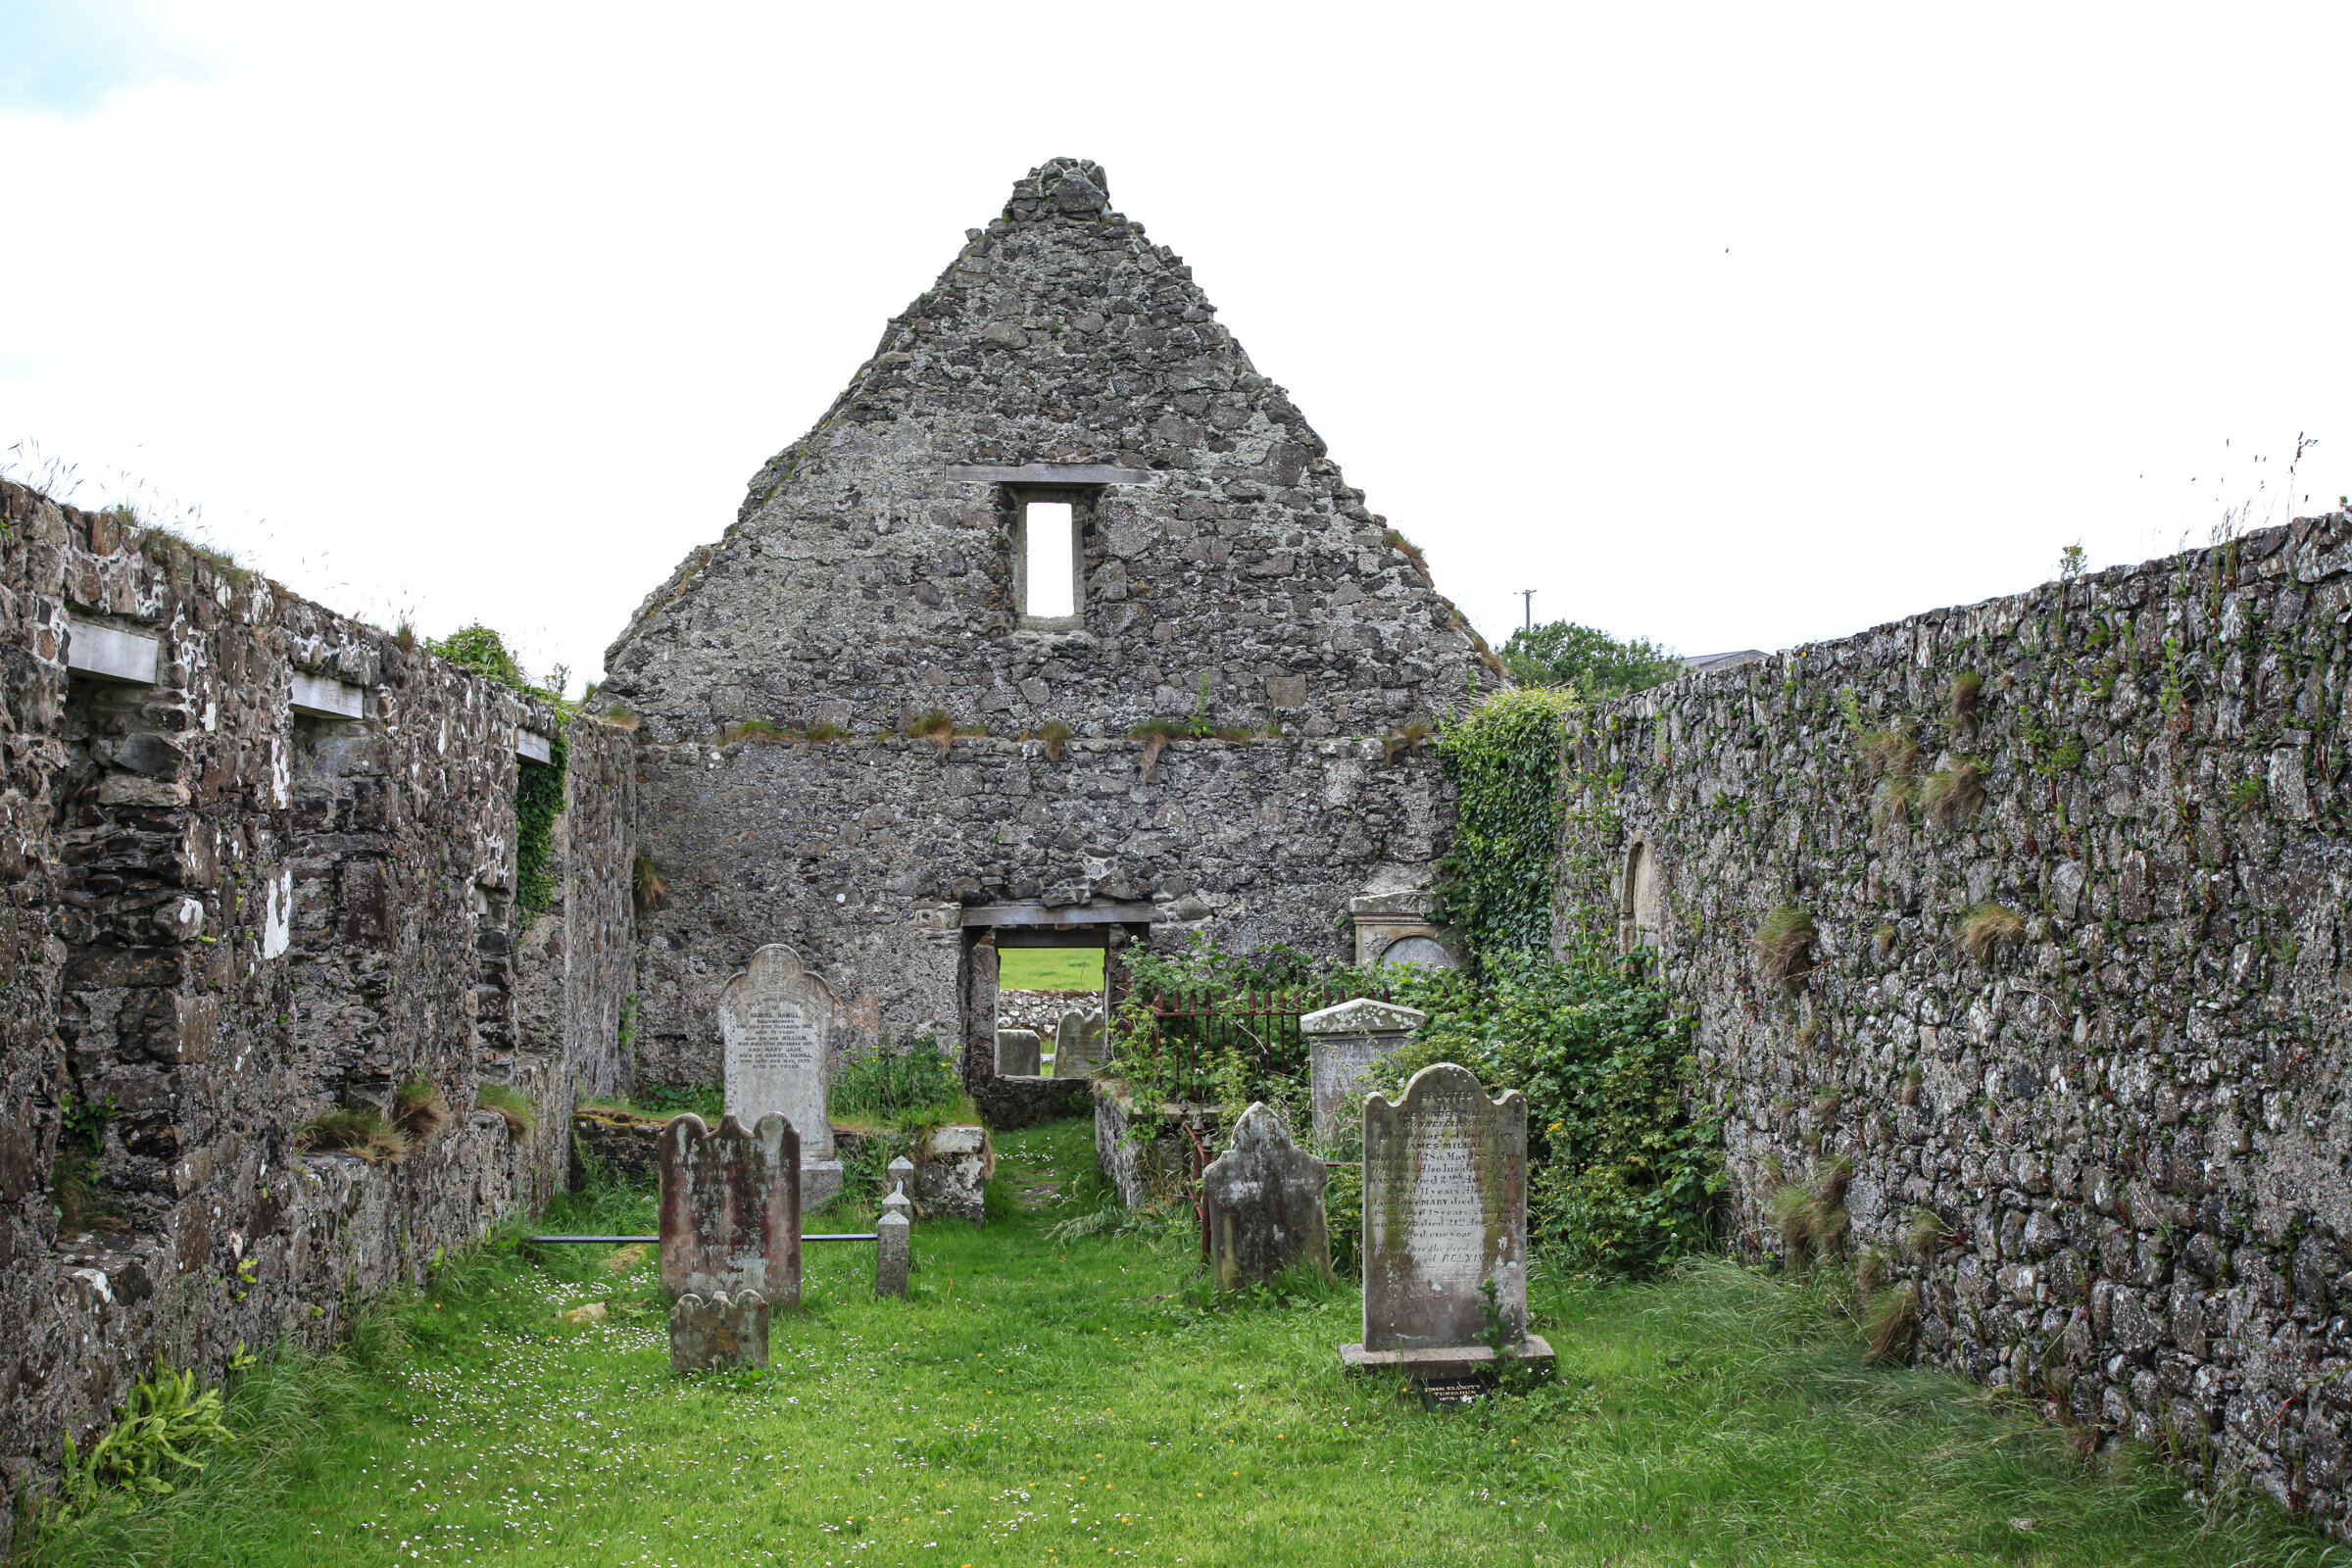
<box><xmin>718</xmin><ymin>944</ymin><xmax>844</xmax><ymax>1206</ymax></box>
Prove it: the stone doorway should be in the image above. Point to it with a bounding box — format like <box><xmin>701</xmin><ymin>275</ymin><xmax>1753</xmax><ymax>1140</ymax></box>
<box><xmin>957</xmin><ymin>901</ymin><xmax>1151</xmax><ymax>1128</ymax></box>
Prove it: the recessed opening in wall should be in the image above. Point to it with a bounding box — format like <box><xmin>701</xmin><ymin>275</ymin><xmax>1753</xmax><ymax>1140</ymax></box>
<box><xmin>994</xmin><ymin>938</ymin><xmax>1106</xmax><ymax>1078</ymax></box>
<box><xmin>1020</xmin><ymin>500</ymin><xmax>1077</xmax><ymax>620</ymax></box>
<box><xmin>1622</xmin><ymin>841</ymin><xmax>1663</xmax><ymax>953</ymax></box>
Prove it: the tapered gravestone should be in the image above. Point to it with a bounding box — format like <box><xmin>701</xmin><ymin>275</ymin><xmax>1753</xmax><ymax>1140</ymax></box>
<box><xmin>719</xmin><ymin>944</ymin><xmax>845</xmax><ymax>1207</ymax></box>
<box><xmin>1301</xmin><ymin>997</ymin><xmax>1427</xmax><ymax>1146</ymax></box>
<box><xmin>1202</xmin><ymin>1102</ymin><xmax>1330</xmax><ymax>1291</ymax></box>
<box><xmin>1052</xmin><ymin>1009</ymin><xmax>1105</xmax><ymax>1078</ymax></box>
<box><xmin>670</xmin><ymin>1291</ymin><xmax>768</xmax><ymax>1373</ymax></box>
<box><xmin>1340</xmin><ymin>1062</ymin><xmax>1553</xmax><ymax>1379</ymax></box>
<box><xmin>659</xmin><ymin>1112</ymin><xmax>802</xmax><ymax>1306</ymax></box>
<box><xmin>995</xmin><ymin>1027</ymin><xmax>1042</xmax><ymax>1075</ymax></box>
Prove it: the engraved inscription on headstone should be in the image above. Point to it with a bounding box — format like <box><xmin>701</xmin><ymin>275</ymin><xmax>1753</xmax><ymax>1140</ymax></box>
<box><xmin>1301</xmin><ymin>998</ymin><xmax>1427</xmax><ymax>1146</ymax></box>
<box><xmin>1052</xmin><ymin>1008</ymin><xmax>1105</xmax><ymax>1079</ymax></box>
<box><xmin>659</xmin><ymin>1112</ymin><xmax>802</xmax><ymax>1306</ymax></box>
<box><xmin>1343</xmin><ymin>1062</ymin><xmax>1553</xmax><ymax>1378</ymax></box>
<box><xmin>719</xmin><ymin>944</ymin><xmax>843</xmax><ymax>1206</ymax></box>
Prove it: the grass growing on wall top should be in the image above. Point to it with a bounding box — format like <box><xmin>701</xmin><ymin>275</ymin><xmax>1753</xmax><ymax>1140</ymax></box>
<box><xmin>29</xmin><ymin>1117</ymin><xmax>2343</xmax><ymax>1568</ymax></box>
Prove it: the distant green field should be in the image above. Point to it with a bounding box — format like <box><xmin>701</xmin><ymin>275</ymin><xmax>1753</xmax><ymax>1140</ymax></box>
<box><xmin>998</xmin><ymin>947</ymin><xmax>1103</xmax><ymax>990</ymax></box>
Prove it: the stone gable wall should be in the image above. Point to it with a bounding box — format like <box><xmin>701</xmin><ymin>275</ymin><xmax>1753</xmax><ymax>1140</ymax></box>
<box><xmin>0</xmin><ymin>480</ymin><xmax>633</xmax><ymax>1511</ymax></box>
<box><xmin>1559</xmin><ymin>512</ymin><xmax>2352</xmax><ymax>1523</ymax></box>
<box><xmin>596</xmin><ymin>158</ymin><xmax>1498</xmax><ymax>749</ymax></box>
<box><xmin>628</xmin><ymin>732</ymin><xmax>1451</xmax><ymax>1089</ymax></box>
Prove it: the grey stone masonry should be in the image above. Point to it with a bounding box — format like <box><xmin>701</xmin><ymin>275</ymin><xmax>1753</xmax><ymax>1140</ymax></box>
<box><xmin>1557</xmin><ymin>512</ymin><xmax>2352</xmax><ymax>1527</ymax></box>
<box><xmin>1202</xmin><ymin>1102</ymin><xmax>1329</xmax><ymax>1290</ymax></box>
<box><xmin>0</xmin><ymin>480</ymin><xmax>633</xmax><ymax>1530</ymax></box>
<box><xmin>597</xmin><ymin>158</ymin><xmax>1478</xmax><ymax>1093</ymax></box>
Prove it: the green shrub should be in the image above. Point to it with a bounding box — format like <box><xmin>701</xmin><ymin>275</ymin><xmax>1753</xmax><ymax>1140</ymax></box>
<box><xmin>1375</xmin><ymin>945</ymin><xmax>1719</xmax><ymax>1276</ymax></box>
<box><xmin>1434</xmin><ymin>688</ymin><xmax>1579</xmax><ymax>959</ymax></box>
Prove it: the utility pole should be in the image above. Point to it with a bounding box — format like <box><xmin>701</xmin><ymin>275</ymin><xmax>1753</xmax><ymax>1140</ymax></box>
<box><xmin>1519</xmin><ymin>589</ymin><xmax>1537</xmax><ymax>630</ymax></box>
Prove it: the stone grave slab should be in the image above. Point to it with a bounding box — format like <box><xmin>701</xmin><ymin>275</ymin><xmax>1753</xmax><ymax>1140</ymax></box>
<box><xmin>659</xmin><ymin>1112</ymin><xmax>801</xmax><ymax>1306</ymax></box>
<box><xmin>1340</xmin><ymin>1062</ymin><xmax>1553</xmax><ymax>1380</ymax></box>
<box><xmin>719</xmin><ymin>944</ymin><xmax>844</xmax><ymax>1207</ymax></box>
<box><xmin>996</xmin><ymin>1027</ymin><xmax>1043</xmax><ymax>1076</ymax></box>
<box><xmin>670</xmin><ymin>1291</ymin><xmax>768</xmax><ymax>1372</ymax></box>
<box><xmin>1052</xmin><ymin>1009</ymin><xmax>1105</xmax><ymax>1078</ymax></box>
<box><xmin>1202</xmin><ymin>1102</ymin><xmax>1329</xmax><ymax>1290</ymax></box>
<box><xmin>1301</xmin><ymin>997</ymin><xmax>1427</xmax><ymax>1146</ymax></box>
<box><xmin>914</xmin><ymin>1125</ymin><xmax>990</xmax><ymax>1225</ymax></box>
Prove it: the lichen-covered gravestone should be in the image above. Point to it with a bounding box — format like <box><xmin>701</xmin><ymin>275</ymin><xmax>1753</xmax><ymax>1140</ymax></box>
<box><xmin>996</xmin><ymin>1027</ymin><xmax>1042</xmax><ymax>1075</ymax></box>
<box><xmin>1052</xmin><ymin>1009</ymin><xmax>1105</xmax><ymax>1079</ymax></box>
<box><xmin>914</xmin><ymin>1125</ymin><xmax>991</xmax><ymax>1225</ymax></box>
<box><xmin>670</xmin><ymin>1291</ymin><xmax>769</xmax><ymax>1373</ymax></box>
<box><xmin>1202</xmin><ymin>1102</ymin><xmax>1329</xmax><ymax>1290</ymax></box>
<box><xmin>1340</xmin><ymin>1062</ymin><xmax>1553</xmax><ymax>1379</ymax></box>
<box><xmin>659</xmin><ymin>1112</ymin><xmax>801</xmax><ymax>1306</ymax></box>
<box><xmin>719</xmin><ymin>944</ymin><xmax>845</xmax><ymax>1208</ymax></box>
<box><xmin>1300</xmin><ymin>998</ymin><xmax>1427</xmax><ymax>1146</ymax></box>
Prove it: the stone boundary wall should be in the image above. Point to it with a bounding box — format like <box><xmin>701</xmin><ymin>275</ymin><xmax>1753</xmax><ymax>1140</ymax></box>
<box><xmin>1558</xmin><ymin>512</ymin><xmax>2352</xmax><ymax>1525</ymax></box>
<box><xmin>0</xmin><ymin>481</ymin><xmax>633</xmax><ymax>1518</ymax></box>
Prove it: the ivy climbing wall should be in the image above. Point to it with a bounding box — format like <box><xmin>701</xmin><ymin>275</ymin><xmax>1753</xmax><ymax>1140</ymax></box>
<box><xmin>1556</xmin><ymin>511</ymin><xmax>2352</xmax><ymax>1527</ymax></box>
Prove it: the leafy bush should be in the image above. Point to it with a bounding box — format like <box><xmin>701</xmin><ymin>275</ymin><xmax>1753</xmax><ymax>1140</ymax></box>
<box><xmin>1499</xmin><ymin>619</ymin><xmax>1683</xmax><ymax>701</ymax></box>
<box><xmin>59</xmin><ymin>1364</ymin><xmax>232</xmax><ymax>1515</ymax></box>
<box><xmin>425</xmin><ymin>624</ymin><xmax>527</xmax><ymax>689</ymax></box>
<box><xmin>1375</xmin><ymin>945</ymin><xmax>1720</xmax><ymax>1276</ymax></box>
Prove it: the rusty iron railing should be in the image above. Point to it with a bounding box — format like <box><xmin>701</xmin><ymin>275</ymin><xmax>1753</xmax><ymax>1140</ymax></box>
<box><xmin>1126</xmin><ymin>978</ymin><xmax>1388</xmax><ymax>1103</ymax></box>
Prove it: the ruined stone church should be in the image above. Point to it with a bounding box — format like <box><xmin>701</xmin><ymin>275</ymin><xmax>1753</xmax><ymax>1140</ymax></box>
<box><xmin>595</xmin><ymin>158</ymin><xmax>1483</xmax><ymax>1116</ymax></box>
<box><xmin>12</xmin><ymin>154</ymin><xmax>2352</xmax><ymax>1534</ymax></box>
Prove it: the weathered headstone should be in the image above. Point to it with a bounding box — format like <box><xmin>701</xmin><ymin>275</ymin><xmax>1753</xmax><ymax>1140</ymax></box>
<box><xmin>915</xmin><ymin>1126</ymin><xmax>990</xmax><ymax>1225</ymax></box>
<box><xmin>659</xmin><ymin>1112</ymin><xmax>801</xmax><ymax>1306</ymax></box>
<box><xmin>996</xmin><ymin>1027</ymin><xmax>1042</xmax><ymax>1075</ymax></box>
<box><xmin>1300</xmin><ymin>997</ymin><xmax>1427</xmax><ymax>1146</ymax></box>
<box><xmin>876</xmin><ymin>1210</ymin><xmax>910</xmax><ymax>1298</ymax></box>
<box><xmin>669</xmin><ymin>1291</ymin><xmax>768</xmax><ymax>1373</ymax></box>
<box><xmin>1202</xmin><ymin>1102</ymin><xmax>1330</xmax><ymax>1290</ymax></box>
<box><xmin>1340</xmin><ymin>1062</ymin><xmax>1553</xmax><ymax>1379</ymax></box>
<box><xmin>719</xmin><ymin>944</ymin><xmax>845</xmax><ymax>1208</ymax></box>
<box><xmin>1052</xmin><ymin>1009</ymin><xmax>1105</xmax><ymax>1078</ymax></box>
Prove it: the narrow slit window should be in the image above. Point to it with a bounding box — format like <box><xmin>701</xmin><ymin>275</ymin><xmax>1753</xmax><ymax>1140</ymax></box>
<box><xmin>1023</xmin><ymin>501</ymin><xmax>1075</xmax><ymax>618</ymax></box>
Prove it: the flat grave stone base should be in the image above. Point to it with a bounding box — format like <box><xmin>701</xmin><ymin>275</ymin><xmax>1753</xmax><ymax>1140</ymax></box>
<box><xmin>1338</xmin><ymin>1334</ymin><xmax>1556</xmax><ymax>1382</ymax></box>
<box><xmin>802</xmin><ymin>1159</ymin><xmax>845</xmax><ymax>1211</ymax></box>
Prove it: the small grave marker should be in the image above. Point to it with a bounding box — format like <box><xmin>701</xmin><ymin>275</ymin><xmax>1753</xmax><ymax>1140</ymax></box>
<box><xmin>996</xmin><ymin>1027</ymin><xmax>1043</xmax><ymax>1075</ymax></box>
<box><xmin>1202</xmin><ymin>1102</ymin><xmax>1329</xmax><ymax>1290</ymax></box>
<box><xmin>876</xmin><ymin>1209</ymin><xmax>910</xmax><ymax>1298</ymax></box>
<box><xmin>1053</xmin><ymin>1009</ymin><xmax>1105</xmax><ymax>1078</ymax></box>
<box><xmin>1300</xmin><ymin>998</ymin><xmax>1426</xmax><ymax>1146</ymax></box>
<box><xmin>670</xmin><ymin>1291</ymin><xmax>768</xmax><ymax>1373</ymax></box>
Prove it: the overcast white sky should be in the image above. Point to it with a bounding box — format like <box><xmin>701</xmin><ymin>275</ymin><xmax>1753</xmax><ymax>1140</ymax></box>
<box><xmin>4</xmin><ymin>3</ymin><xmax>2349</xmax><ymax>690</ymax></box>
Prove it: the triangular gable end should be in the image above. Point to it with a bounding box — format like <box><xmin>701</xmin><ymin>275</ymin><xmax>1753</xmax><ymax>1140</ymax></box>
<box><xmin>599</xmin><ymin>157</ymin><xmax>1501</xmax><ymax>743</ymax></box>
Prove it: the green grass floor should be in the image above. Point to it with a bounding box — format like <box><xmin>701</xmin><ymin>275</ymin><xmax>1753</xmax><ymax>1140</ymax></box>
<box><xmin>39</xmin><ymin>1117</ymin><xmax>2349</xmax><ymax>1568</ymax></box>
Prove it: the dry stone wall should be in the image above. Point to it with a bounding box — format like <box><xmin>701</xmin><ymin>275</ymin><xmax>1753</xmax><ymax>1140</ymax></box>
<box><xmin>1560</xmin><ymin>513</ymin><xmax>2352</xmax><ymax>1524</ymax></box>
<box><xmin>0</xmin><ymin>480</ymin><xmax>633</xmax><ymax>1511</ymax></box>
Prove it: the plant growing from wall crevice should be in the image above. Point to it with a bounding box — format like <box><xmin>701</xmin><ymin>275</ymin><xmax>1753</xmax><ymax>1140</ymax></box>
<box><xmin>1752</xmin><ymin>907</ymin><xmax>1817</xmax><ymax>993</ymax></box>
